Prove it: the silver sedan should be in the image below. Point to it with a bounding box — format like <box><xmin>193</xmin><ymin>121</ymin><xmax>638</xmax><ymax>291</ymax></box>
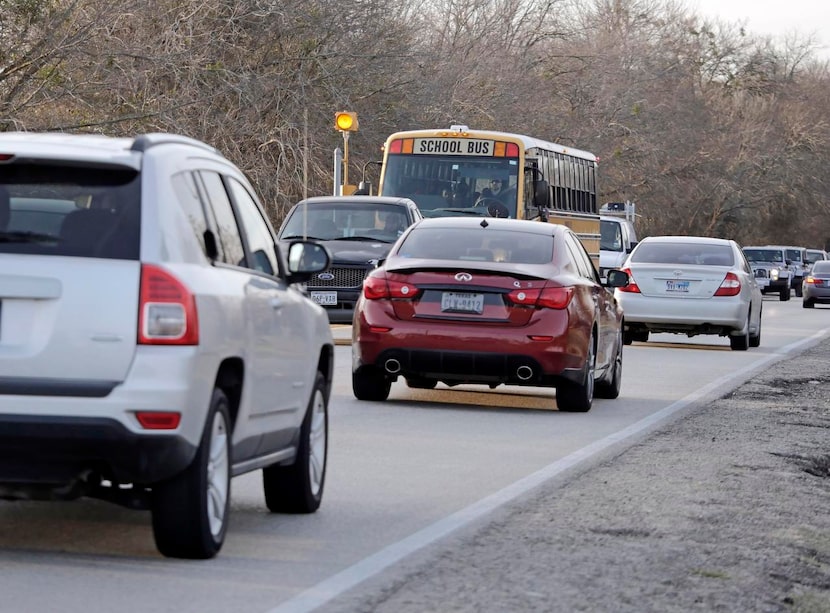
<box><xmin>615</xmin><ymin>236</ymin><xmax>763</xmax><ymax>350</ymax></box>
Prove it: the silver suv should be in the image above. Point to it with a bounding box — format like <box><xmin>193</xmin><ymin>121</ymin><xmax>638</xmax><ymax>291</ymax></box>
<box><xmin>0</xmin><ymin>132</ymin><xmax>334</xmax><ymax>559</ymax></box>
<box><xmin>742</xmin><ymin>246</ymin><xmax>792</xmax><ymax>301</ymax></box>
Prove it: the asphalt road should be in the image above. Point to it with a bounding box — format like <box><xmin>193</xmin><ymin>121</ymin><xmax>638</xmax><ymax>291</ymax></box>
<box><xmin>0</xmin><ymin>297</ymin><xmax>828</xmax><ymax>613</ymax></box>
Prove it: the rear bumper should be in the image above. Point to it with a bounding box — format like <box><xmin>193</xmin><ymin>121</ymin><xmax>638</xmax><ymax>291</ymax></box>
<box><xmin>618</xmin><ymin>294</ymin><xmax>748</xmax><ymax>333</ymax></box>
<box><xmin>352</xmin><ymin>306</ymin><xmax>587</xmax><ymax>386</ymax></box>
<box><xmin>0</xmin><ymin>414</ymin><xmax>196</xmax><ymax>492</ymax></box>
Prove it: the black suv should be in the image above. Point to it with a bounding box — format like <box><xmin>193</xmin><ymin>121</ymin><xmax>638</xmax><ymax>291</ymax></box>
<box><xmin>278</xmin><ymin>196</ymin><xmax>422</xmax><ymax>322</ymax></box>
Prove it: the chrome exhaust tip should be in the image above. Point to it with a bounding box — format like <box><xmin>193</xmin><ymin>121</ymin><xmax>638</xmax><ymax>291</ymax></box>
<box><xmin>516</xmin><ymin>365</ymin><xmax>534</xmax><ymax>381</ymax></box>
<box><xmin>384</xmin><ymin>358</ymin><xmax>402</xmax><ymax>374</ymax></box>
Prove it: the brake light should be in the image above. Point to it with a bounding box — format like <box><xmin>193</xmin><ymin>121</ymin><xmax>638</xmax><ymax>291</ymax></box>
<box><xmin>616</xmin><ymin>268</ymin><xmax>641</xmax><ymax>293</ymax></box>
<box><xmin>362</xmin><ymin>274</ymin><xmax>420</xmax><ymax>300</ymax></box>
<box><xmin>507</xmin><ymin>286</ymin><xmax>573</xmax><ymax>309</ymax></box>
<box><xmin>714</xmin><ymin>271</ymin><xmax>741</xmax><ymax>296</ymax></box>
<box><xmin>0</xmin><ymin>154</ymin><xmax>14</xmax><ymax>162</ymax></box>
<box><xmin>138</xmin><ymin>264</ymin><xmax>199</xmax><ymax>345</ymax></box>
<box><xmin>135</xmin><ymin>411</ymin><xmax>181</xmax><ymax>430</ymax></box>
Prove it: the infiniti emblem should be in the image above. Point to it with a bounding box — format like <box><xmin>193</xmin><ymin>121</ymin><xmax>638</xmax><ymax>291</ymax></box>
<box><xmin>455</xmin><ymin>272</ymin><xmax>473</xmax><ymax>282</ymax></box>
<box><xmin>317</xmin><ymin>272</ymin><xmax>335</xmax><ymax>281</ymax></box>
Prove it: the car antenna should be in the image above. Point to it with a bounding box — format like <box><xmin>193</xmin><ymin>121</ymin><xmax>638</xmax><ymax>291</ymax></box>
<box><xmin>480</xmin><ymin>219</ymin><xmax>489</xmax><ymax>228</ymax></box>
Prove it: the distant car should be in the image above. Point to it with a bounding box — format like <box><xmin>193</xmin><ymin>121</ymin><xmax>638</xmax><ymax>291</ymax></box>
<box><xmin>742</xmin><ymin>246</ymin><xmax>792</xmax><ymax>301</ymax></box>
<box><xmin>352</xmin><ymin>217</ymin><xmax>630</xmax><ymax>412</ymax></box>
<box><xmin>805</xmin><ymin>248</ymin><xmax>828</xmax><ymax>274</ymax></box>
<box><xmin>0</xmin><ymin>131</ymin><xmax>334</xmax><ymax>560</ymax></box>
<box><xmin>766</xmin><ymin>245</ymin><xmax>809</xmax><ymax>296</ymax></box>
<box><xmin>616</xmin><ymin>236</ymin><xmax>763</xmax><ymax>350</ymax></box>
<box><xmin>278</xmin><ymin>196</ymin><xmax>422</xmax><ymax>322</ymax></box>
<box><xmin>599</xmin><ymin>215</ymin><xmax>638</xmax><ymax>278</ymax></box>
<box><xmin>802</xmin><ymin>260</ymin><xmax>830</xmax><ymax>308</ymax></box>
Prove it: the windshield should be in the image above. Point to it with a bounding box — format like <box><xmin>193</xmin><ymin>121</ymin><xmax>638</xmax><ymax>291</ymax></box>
<box><xmin>785</xmin><ymin>249</ymin><xmax>803</xmax><ymax>263</ymax></box>
<box><xmin>0</xmin><ymin>163</ymin><xmax>140</xmax><ymax>259</ymax></box>
<box><xmin>743</xmin><ymin>249</ymin><xmax>783</xmax><ymax>263</ymax></box>
<box><xmin>600</xmin><ymin>220</ymin><xmax>623</xmax><ymax>252</ymax></box>
<box><xmin>632</xmin><ymin>242</ymin><xmax>734</xmax><ymax>266</ymax></box>
<box><xmin>279</xmin><ymin>202</ymin><xmax>409</xmax><ymax>242</ymax></box>
<box><xmin>396</xmin><ymin>227</ymin><xmax>553</xmax><ymax>264</ymax></box>
<box><xmin>806</xmin><ymin>250</ymin><xmax>825</xmax><ymax>264</ymax></box>
<box><xmin>381</xmin><ymin>154</ymin><xmax>519</xmax><ymax>219</ymax></box>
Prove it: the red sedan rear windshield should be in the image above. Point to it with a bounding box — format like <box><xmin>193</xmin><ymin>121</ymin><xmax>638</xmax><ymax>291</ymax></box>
<box><xmin>396</xmin><ymin>227</ymin><xmax>553</xmax><ymax>264</ymax></box>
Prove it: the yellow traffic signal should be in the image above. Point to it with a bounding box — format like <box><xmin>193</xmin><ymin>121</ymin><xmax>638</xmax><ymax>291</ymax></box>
<box><xmin>335</xmin><ymin>111</ymin><xmax>358</xmax><ymax>132</ymax></box>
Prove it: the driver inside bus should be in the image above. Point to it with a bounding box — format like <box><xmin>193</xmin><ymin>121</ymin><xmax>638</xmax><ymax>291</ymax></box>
<box><xmin>489</xmin><ymin>179</ymin><xmax>503</xmax><ymax>198</ymax></box>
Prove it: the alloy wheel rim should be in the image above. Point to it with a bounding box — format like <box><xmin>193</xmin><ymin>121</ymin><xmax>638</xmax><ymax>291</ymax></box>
<box><xmin>207</xmin><ymin>411</ymin><xmax>229</xmax><ymax>538</ymax></box>
<box><xmin>308</xmin><ymin>389</ymin><xmax>327</xmax><ymax>497</ymax></box>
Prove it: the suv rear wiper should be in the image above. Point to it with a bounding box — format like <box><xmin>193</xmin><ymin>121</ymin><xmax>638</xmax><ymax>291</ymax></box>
<box><xmin>0</xmin><ymin>231</ymin><xmax>57</xmax><ymax>243</ymax></box>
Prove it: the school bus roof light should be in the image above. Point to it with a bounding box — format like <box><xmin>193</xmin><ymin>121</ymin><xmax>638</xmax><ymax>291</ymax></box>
<box><xmin>335</xmin><ymin>111</ymin><xmax>358</xmax><ymax>132</ymax></box>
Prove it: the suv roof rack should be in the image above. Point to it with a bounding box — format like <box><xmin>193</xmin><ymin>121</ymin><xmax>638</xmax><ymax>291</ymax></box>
<box><xmin>130</xmin><ymin>133</ymin><xmax>219</xmax><ymax>154</ymax></box>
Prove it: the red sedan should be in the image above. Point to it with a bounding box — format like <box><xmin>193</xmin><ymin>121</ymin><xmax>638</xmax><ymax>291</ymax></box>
<box><xmin>351</xmin><ymin>217</ymin><xmax>629</xmax><ymax>412</ymax></box>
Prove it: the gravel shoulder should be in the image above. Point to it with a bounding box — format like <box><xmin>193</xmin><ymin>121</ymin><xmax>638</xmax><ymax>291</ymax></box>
<box><xmin>324</xmin><ymin>341</ymin><xmax>830</xmax><ymax>613</ymax></box>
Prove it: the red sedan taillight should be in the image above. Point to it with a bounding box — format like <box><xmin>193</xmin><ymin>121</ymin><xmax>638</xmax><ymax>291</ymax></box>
<box><xmin>506</xmin><ymin>286</ymin><xmax>574</xmax><ymax>309</ymax></box>
<box><xmin>138</xmin><ymin>264</ymin><xmax>199</xmax><ymax>345</ymax></box>
<box><xmin>363</xmin><ymin>274</ymin><xmax>421</xmax><ymax>300</ymax></box>
<box><xmin>714</xmin><ymin>272</ymin><xmax>741</xmax><ymax>296</ymax></box>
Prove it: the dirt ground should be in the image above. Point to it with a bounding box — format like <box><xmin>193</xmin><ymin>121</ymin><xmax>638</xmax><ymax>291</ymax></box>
<box><xmin>324</xmin><ymin>341</ymin><xmax>830</xmax><ymax>612</ymax></box>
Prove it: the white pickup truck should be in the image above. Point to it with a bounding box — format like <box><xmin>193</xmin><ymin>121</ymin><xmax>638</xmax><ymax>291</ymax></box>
<box><xmin>599</xmin><ymin>202</ymin><xmax>638</xmax><ymax>278</ymax></box>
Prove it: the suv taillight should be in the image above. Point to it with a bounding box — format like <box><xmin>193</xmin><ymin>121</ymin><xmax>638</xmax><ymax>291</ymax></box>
<box><xmin>138</xmin><ymin>264</ymin><xmax>199</xmax><ymax>345</ymax></box>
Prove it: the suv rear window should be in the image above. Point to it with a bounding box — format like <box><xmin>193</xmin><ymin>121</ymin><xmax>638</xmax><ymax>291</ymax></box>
<box><xmin>0</xmin><ymin>162</ymin><xmax>140</xmax><ymax>260</ymax></box>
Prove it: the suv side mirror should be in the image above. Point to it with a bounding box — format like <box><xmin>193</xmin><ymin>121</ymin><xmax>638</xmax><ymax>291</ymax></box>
<box><xmin>287</xmin><ymin>241</ymin><xmax>331</xmax><ymax>284</ymax></box>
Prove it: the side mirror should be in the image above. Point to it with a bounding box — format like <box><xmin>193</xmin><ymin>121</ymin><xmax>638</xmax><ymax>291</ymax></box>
<box><xmin>534</xmin><ymin>179</ymin><xmax>550</xmax><ymax>208</ymax></box>
<box><xmin>605</xmin><ymin>269</ymin><xmax>630</xmax><ymax>288</ymax></box>
<box><xmin>286</xmin><ymin>241</ymin><xmax>331</xmax><ymax>283</ymax></box>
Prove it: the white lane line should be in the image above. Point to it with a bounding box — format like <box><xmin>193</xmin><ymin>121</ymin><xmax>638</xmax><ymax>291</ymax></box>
<box><xmin>266</xmin><ymin>329</ymin><xmax>830</xmax><ymax>613</ymax></box>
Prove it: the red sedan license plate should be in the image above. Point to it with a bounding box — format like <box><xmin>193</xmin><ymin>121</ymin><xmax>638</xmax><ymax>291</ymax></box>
<box><xmin>441</xmin><ymin>292</ymin><xmax>484</xmax><ymax>313</ymax></box>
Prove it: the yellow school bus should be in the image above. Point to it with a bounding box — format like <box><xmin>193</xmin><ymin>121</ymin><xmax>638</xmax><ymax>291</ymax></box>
<box><xmin>377</xmin><ymin>125</ymin><xmax>601</xmax><ymax>266</ymax></box>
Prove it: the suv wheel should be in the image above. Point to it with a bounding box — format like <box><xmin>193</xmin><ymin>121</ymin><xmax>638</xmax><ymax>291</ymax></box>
<box><xmin>794</xmin><ymin>279</ymin><xmax>803</xmax><ymax>297</ymax></box>
<box><xmin>779</xmin><ymin>285</ymin><xmax>790</xmax><ymax>301</ymax></box>
<box><xmin>263</xmin><ymin>372</ymin><xmax>328</xmax><ymax>513</ymax></box>
<box><xmin>151</xmin><ymin>388</ymin><xmax>231</xmax><ymax>559</ymax></box>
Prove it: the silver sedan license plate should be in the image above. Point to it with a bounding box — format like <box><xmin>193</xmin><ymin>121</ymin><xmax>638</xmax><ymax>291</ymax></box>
<box><xmin>310</xmin><ymin>291</ymin><xmax>337</xmax><ymax>306</ymax></box>
<box><xmin>665</xmin><ymin>280</ymin><xmax>690</xmax><ymax>293</ymax></box>
<box><xmin>441</xmin><ymin>291</ymin><xmax>484</xmax><ymax>313</ymax></box>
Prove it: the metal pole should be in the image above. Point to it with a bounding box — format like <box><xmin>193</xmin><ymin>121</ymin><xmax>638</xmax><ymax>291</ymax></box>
<box><xmin>342</xmin><ymin>132</ymin><xmax>350</xmax><ymax>192</ymax></box>
<box><xmin>333</xmin><ymin>147</ymin><xmax>343</xmax><ymax>196</ymax></box>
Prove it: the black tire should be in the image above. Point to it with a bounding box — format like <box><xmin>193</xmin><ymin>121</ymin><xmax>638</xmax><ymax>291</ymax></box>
<box><xmin>803</xmin><ymin>299</ymin><xmax>815</xmax><ymax>309</ymax></box>
<box><xmin>556</xmin><ymin>334</ymin><xmax>595</xmax><ymax>412</ymax></box>
<box><xmin>794</xmin><ymin>279</ymin><xmax>803</xmax><ymax>297</ymax></box>
<box><xmin>352</xmin><ymin>366</ymin><xmax>391</xmax><ymax>401</ymax></box>
<box><xmin>779</xmin><ymin>286</ymin><xmax>789</xmax><ymax>301</ymax></box>
<box><xmin>595</xmin><ymin>328</ymin><xmax>623</xmax><ymax>399</ymax></box>
<box><xmin>151</xmin><ymin>388</ymin><xmax>231</xmax><ymax>559</ymax></box>
<box><xmin>749</xmin><ymin>312</ymin><xmax>762</xmax><ymax>347</ymax></box>
<box><xmin>263</xmin><ymin>372</ymin><xmax>328</xmax><ymax>513</ymax></box>
<box><xmin>406</xmin><ymin>377</ymin><xmax>437</xmax><ymax>390</ymax></box>
<box><xmin>730</xmin><ymin>315</ymin><xmax>750</xmax><ymax>351</ymax></box>
<box><xmin>623</xmin><ymin>329</ymin><xmax>634</xmax><ymax>345</ymax></box>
